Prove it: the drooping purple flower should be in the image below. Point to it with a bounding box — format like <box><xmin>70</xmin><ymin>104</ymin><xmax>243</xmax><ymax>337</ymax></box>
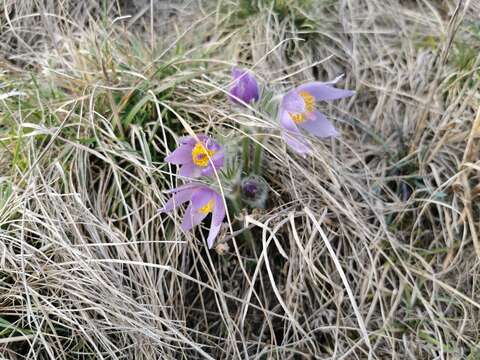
<box><xmin>165</xmin><ymin>134</ymin><xmax>224</xmax><ymax>178</ymax></box>
<box><xmin>279</xmin><ymin>76</ymin><xmax>355</xmax><ymax>155</ymax></box>
<box><xmin>229</xmin><ymin>67</ymin><xmax>260</xmax><ymax>105</ymax></box>
<box><xmin>160</xmin><ymin>183</ymin><xmax>226</xmax><ymax>248</ymax></box>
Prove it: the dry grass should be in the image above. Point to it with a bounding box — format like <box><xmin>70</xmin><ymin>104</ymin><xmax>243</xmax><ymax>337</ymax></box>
<box><xmin>1</xmin><ymin>0</ymin><xmax>480</xmax><ymax>358</ymax></box>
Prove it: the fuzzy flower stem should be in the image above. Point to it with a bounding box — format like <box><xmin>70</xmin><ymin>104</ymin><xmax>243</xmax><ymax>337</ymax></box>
<box><xmin>227</xmin><ymin>193</ymin><xmax>255</xmax><ymax>249</ymax></box>
<box><xmin>252</xmin><ymin>135</ymin><xmax>264</xmax><ymax>175</ymax></box>
<box><xmin>242</xmin><ymin>136</ymin><xmax>250</xmax><ymax>174</ymax></box>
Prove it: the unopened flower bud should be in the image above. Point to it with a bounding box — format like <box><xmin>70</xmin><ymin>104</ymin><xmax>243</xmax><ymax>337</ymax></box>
<box><xmin>240</xmin><ymin>175</ymin><xmax>268</xmax><ymax>208</ymax></box>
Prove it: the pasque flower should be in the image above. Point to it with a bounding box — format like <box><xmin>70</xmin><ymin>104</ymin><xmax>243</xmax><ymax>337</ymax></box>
<box><xmin>240</xmin><ymin>175</ymin><xmax>268</xmax><ymax>208</ymax></box>
<box><xmin>279</xmin><ymin>77</ymin><xmax>354</xmax><ymax>155</ymax></box>
<box><xmin>160</xmin><ymin>183</ymin><xmax>226</xmax><ymax>248</ymax></box>
<box><xmin>229</xmin><ymin>67</ymin><xmax>260</xmax><ymax>105</ymax></box>
<box><xmin>165</xmin><ymin>134</ymin><xmax>224</xmax><ymax>178</ymax></box>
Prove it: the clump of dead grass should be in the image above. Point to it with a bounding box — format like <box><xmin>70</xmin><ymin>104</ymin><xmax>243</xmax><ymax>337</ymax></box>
<box><xmin>1</xmin><ymin>0</ymin><xmax>479</xmax><ymax>359</ymax></box>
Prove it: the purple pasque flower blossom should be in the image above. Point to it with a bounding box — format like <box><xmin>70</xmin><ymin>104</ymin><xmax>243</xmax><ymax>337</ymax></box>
<box><xmin>229</xmin><ymin>67</ymin><xmax>260</xmax><ymax>105</ymax></box>
<box><xmin>165</xmin><ymin>134</ymin><xmax>224</xmax><ymax>178</ymax></box>
<box><xmin>160</xmin><ymin>183</ymin><xmax>226</xmax><ymax>248</ymax></box>
<box><xmin>279</xmin><ymin>77</ymin><xmax>354</xmax><ymax>155</ymax></box>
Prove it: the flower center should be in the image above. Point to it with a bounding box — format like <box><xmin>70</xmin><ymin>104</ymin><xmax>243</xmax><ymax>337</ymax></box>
<box><xmin>299</xmin><ymin>91</ymin><xmax>315</xmax><ymax>112</ymax></box>
<box><xmin>290</xmin><ymin>113</ymin><xmax>305</xmax><ymax>124</ymax></box>
<box><xmin>191</xmin><ymin>142</ymin><xmax>216</xmax><ymax>168</ymax></box>
<box><xmin>198</xmin><ymin>199</ymin><xmax>214</xmax><ymax>215</ymax></box>
<box><xmin>289</xmin><ymin>91</ymin><xmax>315</xmax><ymax>124</ymax></box>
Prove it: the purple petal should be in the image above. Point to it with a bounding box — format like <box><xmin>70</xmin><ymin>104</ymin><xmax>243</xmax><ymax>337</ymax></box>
<box><xmin>191</xmin><ymin>188</ymin><xmax>214</xmax><ymax>211</ymax></box>
<box><xmin>207</xmin><ymin>193</ymin><xmax>225</xmax><ymax>248</ymax></box>
<box><xmin>281</xmin><ymin>90</ymin><xmax>306</xmax><ymax>113</ymax></box>
<box><xmin>232</xmin><ymin>67</ymin><xmax>244</xmax><ymax>79</ymax></box>
<box><xmin>279</xmin><ymin>110</ymin><xmax>300</xmax><ymax>133</ymax></box>
<box><xmin>178</xmin><ymin>136</ymin><xmax>195</xmax><ymax>146</ymax></box>
<box><xmin>297</xmin><ymin>82</ymin><xmax>354</xmax><ymax>102</ymax></box>
<box><xmin>196</xmin><ymin>144</ymin><xmax>224</xmax><ymax>176</ymax></box>
<box><xmin>281</xmin><ymin>88</ymin><xmax>307</xmax><ymax>114</ymax></box>
<box><xmin>205</xmin><ymin>138</ymin><xmax>221</xmax><ymax>152</ymax></box>
<box><xmin>300</xmin><ymin>110</ymin><xmax>340</xmax><ymax>138</ymax></box>
<box><xmin>212</xmin><ymin>193</ymin><xmax>226</xmax><ymax>226</ymax></box>
<box><xmin>194</xmin><ymin>134</ymin><xmax>210</xmax><ymax>143</ymax></box>
<box><xmin>279</xmin><ymin>110</ymin><xmax>311</xmax><ymax>154</ymax></box>
<box><xmin>282</xmin><ymin>132</ymin><xmax>312</xmax><ymax>155</ymax></box>
<box><xmin>180</xmin><ymin>204</ymin><xmax>208</xmax><ymax>231</ymax></box>
<box><xmin>246</xmin><ymin>76</ymin><xmax>260</xmax><ymax>102</ymax></box>
<box><xmin>179</xmin><ymin>134</ymin><xmax>209</xmax><ymax>146</ymax></box>
<box><xmin>207</xmin><ymin>222</ymin><xmax>222</xmax><ymax>249</ymax></box>
<box><xmin>165</xmin><ymin>144</ymin><xmax>193</xmax><ymax>164</ymax></box>
<box><xmin>229</xmin><ymin>68</ymin><xmax>259</xmax><ymax>104</ymax></box>
<box><xmin>207</xmin><ymin>141</ymin><xmax>224</xmax><ymax>166</ymax></box>
<box><xmin>199</xmin><ymin>152</ymin><xmax>224</xmax><ymax>176</ymax></box>
<box><xmin>179</xmin><ymin>162</ymin><xmax>201</xmax><ymax>178</ymax></box>
<box><xmin>200</xmin><ymin>166</ymin><xmax>215</xmax><ymax>177</ymax></box>
<box><xmin>212</xmin><ymin>151</ymin><xmax>224</xmax><ymax>167</ymax></box>
<box><xmin>160</xmin><ymin>187</ymin><xmax>193</xmax><ymax>213</ymax></box>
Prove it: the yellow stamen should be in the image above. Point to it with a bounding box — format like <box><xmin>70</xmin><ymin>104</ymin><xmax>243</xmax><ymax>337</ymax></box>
<box><xmin>198</xmin><ymin>199</ymin><xmax>214</xmax><ymax>214</ymax></box>
<box><xmin>191</xmin><ymin>142</ymin><xmax>216</xmax><ymax>168</ymax></box>
<box><xmin>299</xmin><ymin>91</ymin><xmax>315</xmax><ymax>113</ymax></box>
<box><xmin>289</xmin><ymin>91</ymin><xmax>315</xmax><ymax>124</ymax></box>
<box><xmin>290</xmin><ymin>113</ymin><xmax>305</xmax><ymax>124</ymax></box>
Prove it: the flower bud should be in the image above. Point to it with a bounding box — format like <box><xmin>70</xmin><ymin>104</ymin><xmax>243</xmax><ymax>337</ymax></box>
<box><xmin>240</xmin><ymin>175</ymin><xmax>268</xmax><ymax>208</ymax></box>
<box><xmin>229</xmin><ymin>67</ymin><xmax>260</xmax><ymax>105</ymax></box>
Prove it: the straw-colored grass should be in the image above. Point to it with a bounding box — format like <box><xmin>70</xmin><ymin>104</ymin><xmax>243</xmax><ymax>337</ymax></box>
<box><xmin>1</xmin><ymin>0</ymin><xmax>479</xmax><ymax>358</ymax></box>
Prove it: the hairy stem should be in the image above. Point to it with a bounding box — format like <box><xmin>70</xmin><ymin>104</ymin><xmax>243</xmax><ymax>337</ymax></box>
<box><xmin>252</xmin><ymin>135</ymin><xmax>264</xmax><ymax>175</ymax></box>
<box><xmin>227</xmin><ymin>193</ymin><xmax>255</xmax><ymax>249</ymax></box>
<box><xmin>242</xmin><ymin>136</ymin><xmax>250</xmax><ymax>174</ymax></box>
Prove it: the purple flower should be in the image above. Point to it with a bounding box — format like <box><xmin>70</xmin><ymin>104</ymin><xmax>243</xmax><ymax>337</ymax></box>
<box><xmin>160</xmin><ymin>183</ymin><xmax>226</xmax><ymax>248</ymax></box>
<box><xmin>279</xmin><ymin>77</ymin><xmax>354</xmax><ymax>155</ymax></box>
<box><xmin>165</xmin><ymin>134</ymin><xmax>224</xmax><ymax>178</ymax></box>
<box><xmin>229</xmin><ymin>67</ymin><xmax>260</xmax><ymax>105</ymax></box>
